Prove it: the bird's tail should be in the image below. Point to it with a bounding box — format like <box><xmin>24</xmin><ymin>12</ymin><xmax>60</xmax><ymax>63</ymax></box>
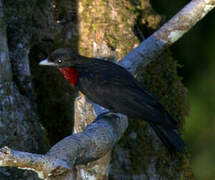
<box><xmin>150</xmin><ymin>123</ymin><xmax>185</xmax><ymax>153</ymax></box>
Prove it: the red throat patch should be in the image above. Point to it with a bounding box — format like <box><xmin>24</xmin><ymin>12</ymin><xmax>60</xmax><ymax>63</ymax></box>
<box><xmin>58</xmin><ymin>67</ymin><xmax>79</xmax><ymax>86</ymax></box>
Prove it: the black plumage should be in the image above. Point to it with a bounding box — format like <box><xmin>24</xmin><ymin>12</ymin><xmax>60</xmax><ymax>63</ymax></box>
<box><xmin>40</xmin><ymin>48</ymin><xmax>185</xmax><ymax>153</ymax></box>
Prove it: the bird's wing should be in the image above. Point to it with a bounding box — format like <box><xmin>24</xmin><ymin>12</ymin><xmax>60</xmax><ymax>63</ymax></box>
<box><xmin>77</xmin><ymin>60</ymin><xmax>177</xmax><ymax>128</ymax></box>
<box><xmin>98</xmin><ymin>82</ymin><xmax>177</xmax><ymax>128</ymax></box>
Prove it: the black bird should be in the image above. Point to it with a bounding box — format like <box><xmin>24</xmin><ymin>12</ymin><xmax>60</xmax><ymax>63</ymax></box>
<box><xmin>40</xmin><ymin>48</ymin><xmax>185</xmax><ymax>153</ymax></box>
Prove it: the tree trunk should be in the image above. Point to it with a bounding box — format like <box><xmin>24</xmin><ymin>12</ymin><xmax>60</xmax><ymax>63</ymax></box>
<box><xmin>0</xmin><ymin>0</ymin><xmax>47</xmax><ymax>179</ymax></box>
<box><xmin>1</xmin><ymin>0</ymin><xmax>195</xmax><ymax>179</ymax></box>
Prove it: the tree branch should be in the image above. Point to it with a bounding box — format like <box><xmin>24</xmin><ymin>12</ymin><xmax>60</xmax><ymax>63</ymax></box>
<box><xmin>0</xmin><ymin>112</ymin><xmax>127</xmax><ymax>179</ymax></box>
<box><xmin>0</xmin><ymin>0</ymin><xmax>214</xmax><ymax>179</ymax></box>
<box><xmin>47</xmin><ymin>112</ymin><xmax>128</xmax><ymax>164</ymax></box>
<box><xmin>119</xmin><ymin>0</ymin><xmax>215</xmax><ymax>73</ymax></box>
<box><xmin>0</xmin><ymin>147</ymin><xmax>72</xmax><ymax>179</ymax></box>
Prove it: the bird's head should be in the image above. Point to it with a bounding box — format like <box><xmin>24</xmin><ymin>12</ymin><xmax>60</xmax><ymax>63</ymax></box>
<box><xmin>39</xmin><ymin>48</ymin><xmax>80</xmax><ymax>67</ymax></box>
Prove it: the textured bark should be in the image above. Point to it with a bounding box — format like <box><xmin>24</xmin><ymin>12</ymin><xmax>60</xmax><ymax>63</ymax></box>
<box><xmin>0</xmin><ymin>112</ymin><xmax>127</xmax><ymax>179</ymax></box>
<box><xmin>0</xmin><ymin>0</ymin><xmax>213</xmax><ymax>179</ymax></box>
<box><xmin>0</xmin><ymin>146</ymin><xmax>72</xmax><ymax>180</ymax></box>
<box><xmin>73</xmin><ymin>94</ymin><xmax>128</xmax><ymax>179</ymax></box>
<box><xmin>0</xmin><ymin>0</ymin><xmax>47</xmax><ymax>179</ymax></box>
<box><xmin>120</xmin><ymin>0</ymin><xmax>215</xmax><ymax>72</ymax></box>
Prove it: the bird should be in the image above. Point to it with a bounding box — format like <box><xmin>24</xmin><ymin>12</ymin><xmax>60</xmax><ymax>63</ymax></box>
<box><xmin>39</xmin><ymin>48</ymin><xmax>185</xmax><ymax>153</ymax></box>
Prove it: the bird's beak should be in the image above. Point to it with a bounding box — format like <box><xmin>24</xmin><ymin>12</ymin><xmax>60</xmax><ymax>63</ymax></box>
<box><xmin>39</xmin><ymin>59</ymin><xmax>57</xmax><ymax>66</ymax></box>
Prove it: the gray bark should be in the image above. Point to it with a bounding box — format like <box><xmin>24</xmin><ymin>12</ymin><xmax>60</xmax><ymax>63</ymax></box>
<box><xmin>0</xmin><ymin>0</ymin><xmax>214</xmax><ymax>179</ymax></box>
<box><xmin>119</xmin><ymin>0</ymin><xmax>215</xmax><ymax>73</ymax></box>
<box><xmin>0</xmin><ymin>111</ymin><xmax>127</xmax><ymax>179</ymax></box>
<box><xmin>0</xmin><ymin>0</ymin><xmax>47</xmax><ymax>179</ymax></box>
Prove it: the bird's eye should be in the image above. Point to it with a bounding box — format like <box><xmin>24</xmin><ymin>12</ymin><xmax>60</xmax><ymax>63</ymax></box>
<box><xmin>58</xmin><ymin>59</ymin><xmax>62</xmax><ymax>63</ymax></box>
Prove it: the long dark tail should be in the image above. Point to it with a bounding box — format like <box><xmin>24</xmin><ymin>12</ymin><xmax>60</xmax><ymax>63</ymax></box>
<box><xmin>150</xmin><ymin>123</ymin><xmax>185</xmax><ymax>153</ymax></box>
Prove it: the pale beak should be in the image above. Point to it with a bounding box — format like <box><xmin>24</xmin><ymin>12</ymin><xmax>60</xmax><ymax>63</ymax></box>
<box><xmin>39</xmin><ymin>59</ymin><xmax>57</xmax><ymax>66</ymax></box>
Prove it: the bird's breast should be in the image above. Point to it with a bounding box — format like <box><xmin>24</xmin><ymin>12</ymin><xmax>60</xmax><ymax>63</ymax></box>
<box><xmin>58</xmin><ymin>67</ymin><xmax>79</xmax><ymax>87</ymax></box>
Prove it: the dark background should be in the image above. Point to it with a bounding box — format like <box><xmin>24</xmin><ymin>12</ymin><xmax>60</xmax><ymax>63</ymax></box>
<box><xmin>151</xmin><ymin>0</ymin><xmax>215</xmax><ymax>179</ymax></box>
